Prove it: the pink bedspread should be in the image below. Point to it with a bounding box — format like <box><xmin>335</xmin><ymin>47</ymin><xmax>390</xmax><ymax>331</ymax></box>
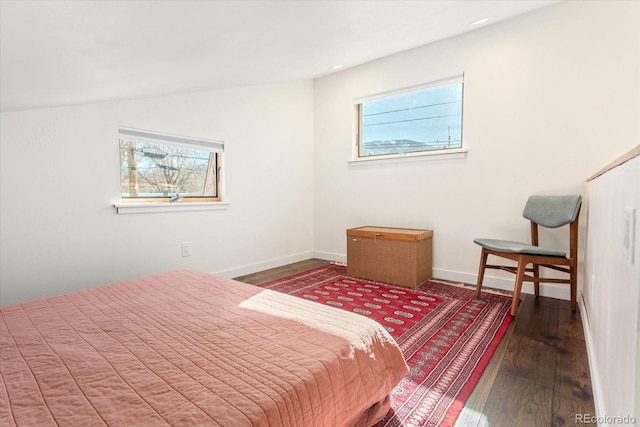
<box><xmin>1</xmin><ymin>270</ymin><xmax>407</xmax><ymax>426</ymax></box>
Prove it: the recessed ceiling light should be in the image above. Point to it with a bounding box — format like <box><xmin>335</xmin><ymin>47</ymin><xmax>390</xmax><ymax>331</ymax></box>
<box><xmin>469</xmin><ymin>18</ymin><xmax>490</xmax><ymax>26</ymax></box>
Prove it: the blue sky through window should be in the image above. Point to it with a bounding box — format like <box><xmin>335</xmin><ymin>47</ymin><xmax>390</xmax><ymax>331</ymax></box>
<box><xmin>360</xmin><ymin>82</ymin><xmax>463</xmax><ymax>156</ymax></box>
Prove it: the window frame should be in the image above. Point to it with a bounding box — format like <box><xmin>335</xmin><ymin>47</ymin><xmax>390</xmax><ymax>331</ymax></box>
<box><xmin>114</xmin><ymin>127</ymin><xmax>227</xmax><ymax>214</ymax></box>
<box><xmin>352</xmin><ymin>74</ymin><xmax>465</xmax><ymax>163</ymax></box>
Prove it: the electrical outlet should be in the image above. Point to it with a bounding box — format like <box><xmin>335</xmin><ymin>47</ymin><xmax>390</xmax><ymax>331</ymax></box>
<box><xmin>623</xmin><ymin>207</ymin><xmax>635</xmax><ymax>263</ymax></box>
<box><xmin>182</xmin><ymin>241</ymin><xmax>192</xmax><ymax>257</ymax></box>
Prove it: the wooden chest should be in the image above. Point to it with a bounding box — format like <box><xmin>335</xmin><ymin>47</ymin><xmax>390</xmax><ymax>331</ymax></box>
<box><xmin>346</xmin><ymin>226</ymin><xmax>433</xmax><ymax>288</ymax></box>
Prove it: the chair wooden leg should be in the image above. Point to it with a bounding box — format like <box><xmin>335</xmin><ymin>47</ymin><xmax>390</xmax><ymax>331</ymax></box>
<box><xmin>570</xmin><ymin>265</ymin><xmax>577</xmax><ymax>312</ymax></box>
<box><xmin>511</xmin><ymin>258</ymin><xmax>527</xmax><ymax>316</ymax></box>
<box><xmin>532</xmin><ymin>263</ymin><xmax>540</xmax><ymax>298</ymax></box>
<box><xmin>476</xmin><ymin>249</ymin><xmax>489</xmax><ymax>298</ymax></box>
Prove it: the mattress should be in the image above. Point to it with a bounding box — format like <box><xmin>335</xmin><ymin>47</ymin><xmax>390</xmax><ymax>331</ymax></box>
<box><xmin>0</xmin><ymin>270</ymin><xmax>408</xmax><ymax>426</ymax></box>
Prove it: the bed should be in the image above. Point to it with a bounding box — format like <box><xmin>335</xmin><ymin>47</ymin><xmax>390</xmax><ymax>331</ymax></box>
<box><xmin>0</xmin><ymin>270</ymin><xmax>408</xmax><ymax>426</ymax></box>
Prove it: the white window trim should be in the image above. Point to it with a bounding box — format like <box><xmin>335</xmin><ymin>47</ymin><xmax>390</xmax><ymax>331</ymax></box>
<box><xmin>115</xmin><ymin>127</ymin><xmax>227</xmax><ymax>214</ymax></box>
<box><xmin>119</xmin><ymin>127</ymin><xmax>224</xmax><ymax>152</ymax></box>
<box><xmin>114</xmin><ymin>200</ymin><xmax>230</xmax><ymax>215</ymax></box>
<box><xmin>348</xmin><ymin>147</ymin><xmax>468</xmax><ymax>167</ymax></box>
<box><xmin>352</xmin><ymin>73</ymin><xmax>464</xmax><ymax>163</ymax></box>
<box><xmin>352</xmin><ymin>74</ymin><xmax>463</xmax><ymax>105</ymax></box>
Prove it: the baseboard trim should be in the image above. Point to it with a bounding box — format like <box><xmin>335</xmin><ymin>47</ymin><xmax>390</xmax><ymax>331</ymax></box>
<box><xmin>218</xmin><ymin>252</ymin><xmax>571</xmax><ymax>302</ymax></box>
<box><xmin>214</xmin><ymin>251</ymin><xmax>315</xmax><ymax>279</ymax></box>
<box><xmin>311</xmin><ymin>256</ymin><xmax>571</xmax><ymax>300</ymax></box>
<box><xmin>313</xmin><ymin>250</ymin><xmax>345</xmax><ymax>263</ymax></box>
<box><xmin>579</xmin><ymin>293</ymin><xmax>605</xmax><ymax>420</ymax></box>
<box><xmin>432</xmin><ymin>268</ymin><xmax>570</xmax><ymax>301</ymax></box>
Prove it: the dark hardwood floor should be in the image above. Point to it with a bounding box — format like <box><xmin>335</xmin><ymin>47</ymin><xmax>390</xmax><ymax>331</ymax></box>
<box><xmin>235</xmin><ymin>259</ymin><xmax>595</xmax><ymax>427</ymax></box>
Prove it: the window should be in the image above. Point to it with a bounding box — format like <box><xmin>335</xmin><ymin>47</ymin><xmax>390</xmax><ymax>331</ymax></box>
<box><xmin>354</xmin><ymin>75</ymin><xmax>464</xmax><ymax>160</ymax></box>
<box><xmin>118</xmin><ymin>127</ymin><xmax>223</xmax><ymax>203</ymax></box>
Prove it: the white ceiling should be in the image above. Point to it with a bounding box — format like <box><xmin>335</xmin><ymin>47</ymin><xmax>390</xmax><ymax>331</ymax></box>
<box><xmin>0</xmin><ymin>0</ymin><xmax>556</xmax><ymax>112</ymax></box>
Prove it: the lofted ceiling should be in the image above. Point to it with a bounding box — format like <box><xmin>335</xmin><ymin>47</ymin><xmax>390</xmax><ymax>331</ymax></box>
<box><xmin>0</xmin><ymin>0</ymin><xmax>556</xmax><ymax>112</ymax></box>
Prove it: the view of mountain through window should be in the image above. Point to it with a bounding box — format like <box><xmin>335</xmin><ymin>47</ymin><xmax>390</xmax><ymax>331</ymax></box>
<box><xmin>357</xmin><ymin>78</ymin><xmax>463</xmax><ymax>158</ymax></box>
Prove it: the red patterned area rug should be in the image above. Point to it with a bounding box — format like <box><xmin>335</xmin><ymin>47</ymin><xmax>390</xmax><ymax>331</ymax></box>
<box><xmin>258</xmin><ymin>263</ymin><xmax>512</xmax><ymax>427</ymax></box>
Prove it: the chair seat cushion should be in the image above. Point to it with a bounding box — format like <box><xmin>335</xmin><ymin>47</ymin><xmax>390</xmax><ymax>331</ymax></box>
<box><xmin>473</xmin><ymin>238</ymin><xmax>566</xmax><ymax>257</ymax></box>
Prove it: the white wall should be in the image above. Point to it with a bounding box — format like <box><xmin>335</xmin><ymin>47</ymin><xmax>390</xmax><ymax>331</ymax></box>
<box><xmin>1</xmin><ymin>0</ymin><xmax>639</xmax><ymax>417</ymax></box>
<box><xmin>585</xmin><ymin>151</ymin><xmax>640</xmax><ymax>422</ymax></box>
<box><xmin>0</xmin><ymin>80</ymin><xmax>315</xmax><ymax>305</ymax></box>
<box><xmin>313</xmin><ymin>1</ymin><xmax>640</xmax><ymax>298</ymax></box>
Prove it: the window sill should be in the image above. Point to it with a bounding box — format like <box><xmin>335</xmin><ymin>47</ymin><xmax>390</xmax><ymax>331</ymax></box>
<box><xmin>348</xmin><ymin>148</ymin><xmax>467</xmax><ymax>166</ymax></box>
<box><xmin>114</xmin><ymin>200</ymin><xmax>230</xmax><ymax>215</ymax></box>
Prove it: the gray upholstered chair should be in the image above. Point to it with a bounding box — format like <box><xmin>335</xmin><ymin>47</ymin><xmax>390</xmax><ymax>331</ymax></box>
<box><xmin>474</xmin><ymin>195</ymin><xmax>582</xmax><ymax>316</ymax></box>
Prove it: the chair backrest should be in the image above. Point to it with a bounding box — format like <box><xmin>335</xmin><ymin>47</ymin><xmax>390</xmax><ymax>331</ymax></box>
<box><xmin>522</xmin><ymin>195</ymin><xmax>582</xmax><ymax>228</ymax></box>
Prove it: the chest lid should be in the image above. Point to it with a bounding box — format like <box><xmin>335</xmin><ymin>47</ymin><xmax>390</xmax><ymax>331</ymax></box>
<box><xmin>347</xmin><ymin>226</ymin><xmax>432</xmax><ymax>242</ymax></box>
